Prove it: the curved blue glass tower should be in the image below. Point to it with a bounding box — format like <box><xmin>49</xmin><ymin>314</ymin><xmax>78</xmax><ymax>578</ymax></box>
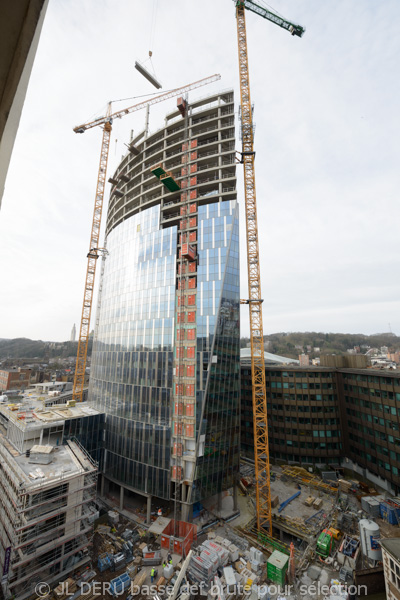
<box><xmin>89</xmin><ymin>90</ymin><xmax>240</xmax><ymax>518</ymax></box>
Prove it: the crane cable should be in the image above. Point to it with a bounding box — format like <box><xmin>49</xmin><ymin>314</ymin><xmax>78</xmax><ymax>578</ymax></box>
<box><xmin>149</xmin><ymin>0</ymin><xmax>159</xmax><ymax>57</ymax></box>
<box><xmin>146</xmin><ymin>0</ymin><xmax>159</xmax><ymax>77</ymax></box>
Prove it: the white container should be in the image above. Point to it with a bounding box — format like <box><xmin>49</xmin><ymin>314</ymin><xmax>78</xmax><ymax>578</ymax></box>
<box><xmin>250</xmin><ymin>547</ymin><xmax>264</xmax><ymax>563</ymax></box>
<box><xmin>228</xmin><ymin>544</ymin><xmax>239</xmax><ymax>562</ymax></box>
<box><xmin>212</xmin><ymin>576</ymin><xmax>225</xmax><ymax>600</ymax></box>
<box><xmin>223</xmin><ymin>566</ymin><xmax>237</xmax><ymax>594</ymax></box>
<box><xmin>163</xmin><ymin>563</ymin><xmax>174</xmax><ymax>579</ymax></box>
<box><xmin>359</xmin><ymin>519</ymin><xmax>382</xmax><ymax>561</ymax></box>
<box><xmin>108</xmin><ymin>510</ymin><xmax>119</xmax><ymax>524</ymax></box>
<box><xmin>251</xmin><ymin>559</ymin><xmax>262</xmax><ymax>573</ymax></box>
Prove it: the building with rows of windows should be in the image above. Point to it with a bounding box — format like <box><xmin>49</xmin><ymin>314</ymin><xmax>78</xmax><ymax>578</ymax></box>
<box><xmin>241</xmin><ymin>363</ymin><xmax>400</xmax><ymax>494</ymax></box>
<box><xmin>89</xmin><ymin>90</ymin><xmax>240</xmax><ymax>521</ymax></box>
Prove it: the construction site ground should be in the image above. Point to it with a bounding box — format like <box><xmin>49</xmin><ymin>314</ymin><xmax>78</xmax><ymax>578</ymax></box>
<box><xmin>62</xmin><ymin>463</ymin><xmax>400</xmax><ymax>600</ymax></box>
<box><xmin>269</xmin><ymin>471</ymin><xmax>335</xmax><ymax>520</ymax></box>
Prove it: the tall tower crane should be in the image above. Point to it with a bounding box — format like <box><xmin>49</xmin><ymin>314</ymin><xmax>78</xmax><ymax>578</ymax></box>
<box><xmin>234</xmin><ymin>0</ymin><xmax>304</xmax><ymax>533</ymax></box>
<box><xmin>72</xmin><ymin>74</ymin><xmax>221</xmax><ymax>404</ymax></box>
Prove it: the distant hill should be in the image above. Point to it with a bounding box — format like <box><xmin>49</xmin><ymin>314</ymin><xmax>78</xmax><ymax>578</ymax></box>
<box><xmin>1</xmin><ymin>332</ymin><xmax>398</xmax><ymax>362</ymax></box>
<box><xmin>240</xmin><ymin>332</ymin><xmax>400</xmax><ymax>359</ymax></box>
<box><xmin>0</xmin><ymin>338</ymin><xmax>92</xmax><ymax>361</ymax></box>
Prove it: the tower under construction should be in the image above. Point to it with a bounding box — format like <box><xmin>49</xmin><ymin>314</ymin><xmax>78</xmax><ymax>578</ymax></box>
<box><xmin>89</xmin><ymin>90</ymin><xmax>240</xmax><ymax>520</ymax></box>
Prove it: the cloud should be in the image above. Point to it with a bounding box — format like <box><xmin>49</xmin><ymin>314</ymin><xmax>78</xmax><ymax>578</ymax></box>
<box><xmin>1</xmin><ymin>0</ymin><xmax>400</xmax><ymax>340</ymax></box>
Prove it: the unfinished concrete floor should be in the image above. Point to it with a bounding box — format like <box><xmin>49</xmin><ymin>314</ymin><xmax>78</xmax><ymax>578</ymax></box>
<box><xmin>270</xmin><ymin>475</ymin><xmax>335</xmax><ymax>521</ymax></box>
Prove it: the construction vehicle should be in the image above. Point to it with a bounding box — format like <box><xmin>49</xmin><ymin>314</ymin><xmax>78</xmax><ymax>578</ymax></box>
<box><xmin>71</xmin><ymin>74</ymin><xmax>221</xmax><ymax>404</ymax></box>
<box><xmin>328</xmin><ymin>527</ymin><xmax>342</xmax><ymax>541</ymax></box>
<box><xmin>234</xmin><ymin>0</ymin><xmax>304</xmax><ymax>533</ymax></box>
<box><xmin>316</xmin><ymin>528</ymin><xmax>334</xmax><ymax>558</ymax></box>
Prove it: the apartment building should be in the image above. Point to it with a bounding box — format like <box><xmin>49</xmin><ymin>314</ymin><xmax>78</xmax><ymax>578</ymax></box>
<box><xmin>0</xmin><ymin>367</ymin><xmax>31</xmax><ymax>391</ymax></box>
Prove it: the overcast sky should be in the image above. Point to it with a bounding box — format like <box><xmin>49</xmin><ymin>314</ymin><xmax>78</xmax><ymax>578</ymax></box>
<box><xmin>0</xmin><ymin>0</ymin><xmax>399</xmax><ymax>342</ymax></box>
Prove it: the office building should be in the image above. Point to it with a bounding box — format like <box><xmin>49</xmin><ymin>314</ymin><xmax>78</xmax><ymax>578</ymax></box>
<box><xmin>89</xmin><ymin>90</ymin><xmax>240</xmax><ymax>520</ymax></box>
<box><xmin>241</xmin><ymin>361</ymin><xmax>400</xmax><ymax>495</ymax></box>
<box><xmin>241</xmin><ymin>363</ymin><xmax>342</xmax><ymax>464</ymax></box>
<box><xmin>70</xmin><ymin>323</ymin><xmax>76</xmax><ymax>342</ymax></box>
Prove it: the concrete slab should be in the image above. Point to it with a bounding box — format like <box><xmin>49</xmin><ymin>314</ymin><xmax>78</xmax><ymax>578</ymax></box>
<box><xmin>224</xmin><ymin>493</ymin><xmax>254</xmax><ymax>528</ymax></box>
<box><xmin>148</xmin><ymin>516</ymin><xmax>171</xmax><ymax>535</ymax></box>
<box><xmin>270</xmin><ymin>476</ymin><xmax>334</xmax><ymax>521</ymax></box>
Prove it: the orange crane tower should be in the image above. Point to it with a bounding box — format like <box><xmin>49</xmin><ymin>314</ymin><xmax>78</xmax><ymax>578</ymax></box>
<box><xmin>234</xmin><ymin>0</ymin><xmax>304</xmax><ymax>532</ymax></box>
<box><xmin>72</xmin><ymin>74</ymin><xmax>221</xmax><ymax>403</ymax></box>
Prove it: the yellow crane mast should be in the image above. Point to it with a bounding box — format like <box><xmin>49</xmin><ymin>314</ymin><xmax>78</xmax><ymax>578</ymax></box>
<box><xmin>234</xmin><ymin>0</ymin><xmax>304</xmax><ymax>532</ymax></box>
<box><xmin>72</xmin><ymin>74</ymin><xmax>221</xmax><ymax>403</ymax></box>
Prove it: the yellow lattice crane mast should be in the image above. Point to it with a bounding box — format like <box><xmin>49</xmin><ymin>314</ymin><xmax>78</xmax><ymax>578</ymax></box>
<box><xmin>72</xmin><ymin>74</ymin><xmax>221</xmax><ymax>403</ymax></box>
<box><xmin>234</xmin><ymin>0</ymin><xmax>305</xmax><ymax>532</ymax></box>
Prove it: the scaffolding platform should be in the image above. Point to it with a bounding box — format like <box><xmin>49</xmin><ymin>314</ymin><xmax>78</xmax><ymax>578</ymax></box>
<box><xmin>151</xmin><ymin>164</ymin><xmax>181</xmax><ymax>192</ymax></box>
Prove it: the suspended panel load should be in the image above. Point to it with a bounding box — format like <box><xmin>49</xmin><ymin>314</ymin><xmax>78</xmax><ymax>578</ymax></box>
<box><xmin>151</xmin><ymin>164</ymin><xmax>180</xmax><ymax>192</ymax></box>
<box><xmin>134</xmin><ymin>60</ymin><xmax>162</xmax><ymax>89</ymax></box>
<box><xmin>161</xmin><ymin>172</ymin><xmax>180</xmax><ymax>192</ymax></box>
<box><xmin>151</xmin><ymin>163</ymin><xmax>166</xmax><ymax>179</ymax></box>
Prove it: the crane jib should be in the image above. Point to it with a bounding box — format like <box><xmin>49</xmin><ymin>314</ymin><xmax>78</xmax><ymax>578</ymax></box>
<box><xmin>236</xmin><ymin>0</ymin><xmax>305</xmax><ymax>38</ymax></box>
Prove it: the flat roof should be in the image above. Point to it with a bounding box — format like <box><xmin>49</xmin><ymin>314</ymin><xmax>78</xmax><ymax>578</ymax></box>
<box><xmin>267</xmin><ymin>550</ymin><xmax>289</xmax><ymax>568</ymax></box>
<box><xmin>0</xmin><ymin>396</ymin><xmax>102</xmax><ymax>430</ymax></box>
<box><xmin>240</xmin><ymin>348</ymin><xmax>299</xmax><ymax>365</ymax></box>
<box><xmin>381</xmin><ymin>538</ymin><xmax>400</xmax><ymax>560</ymax></box>
<box><xmin>14</xmin><ymin>444</ymin><xmax>84</xmax><ymax>486</ymax></box>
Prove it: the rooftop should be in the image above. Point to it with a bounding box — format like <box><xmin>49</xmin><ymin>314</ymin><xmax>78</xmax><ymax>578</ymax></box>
<box><xmin>240</xmin><ymin>347</ymin><xmax>299</xmax><ymax>365</ymax></box>
<box><xmin>381</xmin><ymin>537</ymin><xmax>400</xmax><ymax>560</ymax></box>
<box><xmin>0</xmin><ymin>392</ymin><xmax>101</xmax><ymax>431</ymax></box>
<box><xmin>0</xmin><ymin>439</ymin><xmax>96</xmax><ymax>492</ymax></box>
<box><xmin>14</xmin><ymin>444</ymin><xmax>82</xmax><ymax>482</ymax></box>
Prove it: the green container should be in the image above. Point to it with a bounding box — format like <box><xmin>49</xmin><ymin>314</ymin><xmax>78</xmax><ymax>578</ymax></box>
<box><xmin>267</xmin><ymin>550</ymin><xmax>289</xmax><ymax>586</ymax></box>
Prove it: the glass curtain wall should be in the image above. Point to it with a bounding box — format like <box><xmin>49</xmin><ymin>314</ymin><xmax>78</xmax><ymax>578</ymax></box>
<box><xmin>194</xmin><ymin>200</ymin><xmax>241</xmax><ymax>501</ymax></box>
<box><xmin>89</xmin><ymin>205</ymin><xmax>176</xmax><ymax>498</ymax></box>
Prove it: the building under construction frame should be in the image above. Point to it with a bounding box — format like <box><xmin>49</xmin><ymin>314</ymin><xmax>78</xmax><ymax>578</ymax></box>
<box><xmin>0</xmin><ymin>438</ymin><xmax>98</xmax><ymax>600</ymax></box>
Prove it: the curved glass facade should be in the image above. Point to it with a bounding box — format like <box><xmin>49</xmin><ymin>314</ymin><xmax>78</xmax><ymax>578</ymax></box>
<box><xmin>89</xmin><ymin>90</ymin><xmax>240</xmax><ymax>509</ymax></box>
<box><xmin>89</xmin><ymin>206</ymin><xmax>175</xmax><ymax>498</ymax></box>
<box><xmin>193</xmin><ymin>201</ymin><xmax>240</xmax><ymax>502</ymax></box>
